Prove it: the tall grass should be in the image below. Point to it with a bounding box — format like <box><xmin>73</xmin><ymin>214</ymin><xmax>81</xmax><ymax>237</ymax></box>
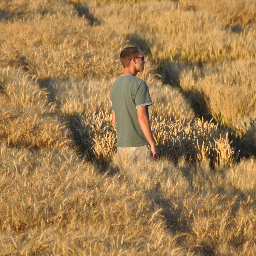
<box><xmin>0</xmin><ymin>0</ymin><xmax>256</xmax><ymax>255</ymax></box>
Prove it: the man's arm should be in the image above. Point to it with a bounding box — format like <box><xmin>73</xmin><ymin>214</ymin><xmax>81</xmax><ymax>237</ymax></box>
<box><xmin>112</xmin><ymin>111</ymin><xmax>116</xmax><ymax>125</ymax></box>
<box><xmin>137</xmin><ymin>106</ymin><xmax>159</xmax><ymax>159</ymax></box>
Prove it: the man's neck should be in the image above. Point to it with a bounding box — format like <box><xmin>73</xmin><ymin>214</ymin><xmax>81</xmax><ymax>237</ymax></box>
<box><xmin>122</xmin><ymin>66</ymin><xmax>138</xmax><ymax>76</ymax></box>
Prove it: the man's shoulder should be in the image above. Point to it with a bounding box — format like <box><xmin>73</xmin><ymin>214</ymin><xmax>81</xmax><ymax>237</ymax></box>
<box><xmin>127</xmin><ymin>75</ymin><xmax>145</xmax><ymax>84</ymax></box>
<box><xmin>112</xmin><ymin>75</ymin><xmax>147</xmax><ymax>96</ymax></box>
<box><xmin>115</xmin><ymin>75</ymin><xmax>145</xmax><ymax>84</ymax></box>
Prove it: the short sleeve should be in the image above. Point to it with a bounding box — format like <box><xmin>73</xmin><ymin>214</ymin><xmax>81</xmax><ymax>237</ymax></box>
<box><xmin>134</xmin><ymin>81</ymin><xmax>152</xmax><ymax>108</ymax></box>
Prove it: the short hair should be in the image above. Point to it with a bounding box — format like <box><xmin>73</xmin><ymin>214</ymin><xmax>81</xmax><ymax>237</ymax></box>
<box><xmin>120</xmin><ymin>47</ymin><xmax>140</xmax><ymax>68</ymax></box>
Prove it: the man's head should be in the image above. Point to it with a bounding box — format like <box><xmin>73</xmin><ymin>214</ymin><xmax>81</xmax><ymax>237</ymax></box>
<box><xmin>120</xmin><ymin>47</ymin><xmax>144</xmax><ymax>69</ymax></box>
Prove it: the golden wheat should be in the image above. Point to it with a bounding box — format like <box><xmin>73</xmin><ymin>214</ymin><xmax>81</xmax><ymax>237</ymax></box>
<box><xmin>0</xmin><ymin>0</ymin><xmax>256</xmax><ymax>255</ymax></box>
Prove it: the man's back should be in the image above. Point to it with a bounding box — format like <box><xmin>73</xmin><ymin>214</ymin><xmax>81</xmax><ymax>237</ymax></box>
<box><xmin>111</xmin><ymin>74</ymin><xmax>152</xmax><ymax>147</ymax></box>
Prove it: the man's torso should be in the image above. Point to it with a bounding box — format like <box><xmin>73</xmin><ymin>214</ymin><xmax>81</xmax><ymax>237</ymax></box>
<box><xmin>111</xmin><ymin>74</ymin><xmax>152</xmax><ymax>147</ymax></box>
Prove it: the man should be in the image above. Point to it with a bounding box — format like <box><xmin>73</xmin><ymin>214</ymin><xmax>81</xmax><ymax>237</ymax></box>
<box><xmin>111</xmin><ymin>47</ymin><xmax>159</xmax><ymax>160</ymax></box>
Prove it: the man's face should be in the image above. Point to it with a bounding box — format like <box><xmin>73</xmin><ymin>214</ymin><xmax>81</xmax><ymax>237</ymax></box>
<box><xmin>135</xmin><ymin>50</ymin><xmax>145</xmax><ymax>72</ymax></box>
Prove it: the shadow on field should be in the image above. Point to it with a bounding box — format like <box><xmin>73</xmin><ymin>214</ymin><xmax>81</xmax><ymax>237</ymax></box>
<box><xmin>70</xmin><ymin>2</ymin><xmax>100</xmax><ymax>26</ymax></box>
<box><xmin>6</xmin><ymin>50</ymin><xmax>116</xmax><ymax>170</ymax></box>
<box><xmin>127</xmin><ymin>35</ymin><xmax>256</xmax><ymax>161</ymax></box>
<box><xmin>149</xmin><ymin>192</ymin><xmax>216</xmax><ymax>255</ymax></box>
<box><xmin>155</xmin><ymin>62</ymin><xmax>182</xmax><ymax>89</ymax></box>
<box><xmin>229</xmin><ymin>126</ymin><xmax>256</xmax><ymax>161</ymax></box>
<box><xmin>37</xmin><ymin>79</ymin><xmax>113</xmax><ymax>168</ymax></box>
<box><xmin>67</xmin><ymin>115</ymin><xmax>95</xmax><ymax>160</ymax></box>
<box><xmin>149</xmin><ymin>170</ymin><xmax>252</xmax><ymax>255</ymax></box>
<box><xmin>37</xmin><ymin>79</ymin><xmax>91</xmax><ymax>161</ymax></box>
<box><xmin>38</xmin><ymin>78</ymin><xmax>58</xmax><ymax>105</ymax></box>
<box><xmin>8</xmin><ymin>54</ymin><xmax>30</xmax><ymax>73</ymax></box>
<box><xmin>157</xmin><ymin>61</ymin><xmax>256</xmax><ymax>160</ymax></box>
<box><xmin>67</xmin><ymin>114</ymin><xmax>120</xmax><ymax>174</ymax></box>
<box><xmin>156</xmin><ymin>61</ymin><xmax>215</xmax><ymax>122</ymax></box>
<box><xmin>0</xmin><ymin>11</ymin><xmax>12</xmax><ymax>21</ymax></box>
<box><xmin>153</xmin><ymin>193</ymin><xmax>192</xmax><ymax>233</ymax></box>
<box><xmin>127</xmin><ymin>35</ymin><xmax>215</xmax><ymax>122</ymax></box>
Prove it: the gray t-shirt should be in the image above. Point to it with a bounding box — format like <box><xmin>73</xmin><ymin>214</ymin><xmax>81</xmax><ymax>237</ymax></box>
<box><xmin>111</xmin><ymin>74</ymin><xmax>152</xmax><ymax>147</ymax></box>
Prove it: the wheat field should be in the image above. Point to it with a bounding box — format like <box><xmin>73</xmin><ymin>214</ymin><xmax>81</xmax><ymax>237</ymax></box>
<box><xmin>0</xmin><ymin>0</ymin><xmax>256</xmax><ymax>255</ymax></box>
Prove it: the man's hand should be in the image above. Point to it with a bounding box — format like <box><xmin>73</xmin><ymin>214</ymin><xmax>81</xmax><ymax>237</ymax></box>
<box><xmin>150</xmin><ymin>143</ymin><xmax>159</xmax><ymax>159</ymax></box>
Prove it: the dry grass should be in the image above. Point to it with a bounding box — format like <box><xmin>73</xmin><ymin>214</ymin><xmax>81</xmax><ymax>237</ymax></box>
<box><xmin>0</xmin><ymin>0</ymin><xmax>256</xmax><ymax>255</ymax></box>
<box><xmin>0</xmin><ymin>68</ymin><xmax>71</xmax><ymax>150</ymax></box>
<box><xmin>180</xmin><ymin>60</ymin><xmax>256</xmax><ymax>126</ymax></box>
<box><xmin>179</xmin><ymin>0</ymin><xmax>256</xmax><ymax>26</ymax></box>
<box><xmin>0</xmin><ymin>0</ymin><xmax>124</xmax><ymax>80</ymax></box>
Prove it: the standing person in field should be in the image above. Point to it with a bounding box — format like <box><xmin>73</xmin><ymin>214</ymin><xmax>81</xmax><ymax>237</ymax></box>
<box><xmin>111</xmin><ymin>47</ymin><xmax>159</xmax><ymax>160</ymax></box>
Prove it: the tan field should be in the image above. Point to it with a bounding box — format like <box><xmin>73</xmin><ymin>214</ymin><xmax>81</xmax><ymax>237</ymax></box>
<box><xmin>0</xmin><ymin>0</ymin><xmax>256</xmax><ymax>255</ymax></box>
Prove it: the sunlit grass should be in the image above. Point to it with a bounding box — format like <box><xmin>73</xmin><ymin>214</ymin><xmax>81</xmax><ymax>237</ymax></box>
<box><xmin>0</xmin><ymin>0</ymin><xmax>256</xmax><ymax>255</ymax></box>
